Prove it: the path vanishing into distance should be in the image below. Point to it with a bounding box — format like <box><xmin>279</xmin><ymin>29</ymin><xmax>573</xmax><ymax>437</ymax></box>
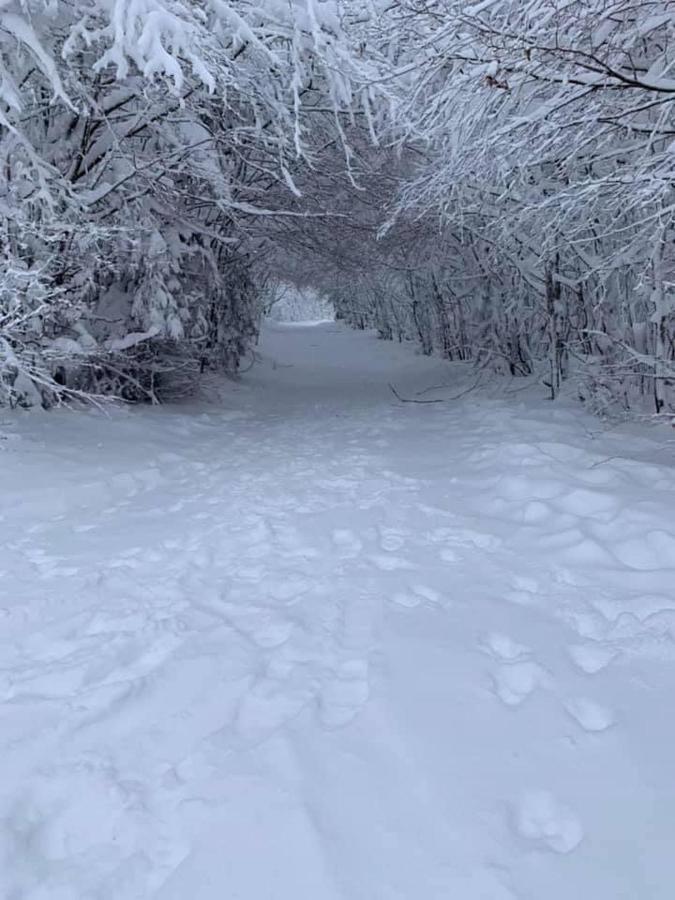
<box><xmin>2</xmin><ymin>321</ymin><xmax>675</xmax><ymax>899</ymax></box>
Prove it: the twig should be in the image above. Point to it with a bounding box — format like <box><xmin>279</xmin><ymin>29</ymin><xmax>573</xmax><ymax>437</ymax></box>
<box><xmin>389</xmin><ymin>383</ymin><xmax>448</xmax><ymax>404</ymax></box>
<box><xmin>392</xmin><ymin>375</ymin><xmax>483</xmax><ymax>404</ymax></box>
<box><xmin>415</xmin><ymin>381</ymin><xmax>453</xmax><ymax>396</ymax></box>
<box><xmin>446</xmin><ymin>380</ymin><xmax>485</xmax><ymax>401</ymax></box>
<box><xmin>587</xmin><ymin>455</ymin><xmax>622</xmax><ymax>469</ymax></box>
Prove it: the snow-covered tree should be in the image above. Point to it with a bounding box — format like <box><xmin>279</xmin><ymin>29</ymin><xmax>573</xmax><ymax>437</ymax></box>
<box><xmin>383</xmin><ymin>0</ymin><xmax>675</xmax><ymax>414</ymax></box>
<box><xmin>0</xmin><ymin>0</ymin><xmax>382</xmax><ymax>405</ymax></box>
<box><xmin>4</xmin><ymin>0</ymin><xmax>673</xmax><ymax>417</ymax></box>
<box><xmin>293</xmin><ymin>0</ymin><xmax>674</xmax><ymax>418</ymax></box>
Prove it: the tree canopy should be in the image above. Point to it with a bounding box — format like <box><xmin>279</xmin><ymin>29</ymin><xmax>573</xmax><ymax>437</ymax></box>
<box><xmin>2</xmin><ymin>0</ymin><xmax>673</xmax><ymax>416</ymax></box>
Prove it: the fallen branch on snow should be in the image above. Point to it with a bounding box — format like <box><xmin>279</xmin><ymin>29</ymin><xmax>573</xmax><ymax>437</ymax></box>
<box><xmin>389</xmin><ymin>378</ymin><xmax>482</xmax><ymax>404</ymax></box>
<box><xmin>389</xmin><ymin>383</ymin><xmax>449</xmax><ymax>404</ymax></box>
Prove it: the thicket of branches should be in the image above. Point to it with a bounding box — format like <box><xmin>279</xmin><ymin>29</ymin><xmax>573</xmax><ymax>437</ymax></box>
<box><xmin>327</xmin><ymin>1</ymin><xmax>675</xmax><ymax>417</ymax></box>
<box><xmin>2</xmin><ymin>1</ymin><xmax>674</xmax><ymax>417</ymax></box>
<box><xmin>0</xmin><ymin>0</ymin><xmax>379</xmax><ymax>406</ymax></box>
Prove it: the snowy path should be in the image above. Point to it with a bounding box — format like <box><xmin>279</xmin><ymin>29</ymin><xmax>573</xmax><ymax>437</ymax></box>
<box><xmin>2</xmin><ymin>322</ymin><xmax>675</xmax><ymax>899</ymax></box>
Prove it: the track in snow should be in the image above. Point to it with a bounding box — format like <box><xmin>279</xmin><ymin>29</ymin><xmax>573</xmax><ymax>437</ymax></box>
<box><xmin>1</xmin><ymin>322</ymin><xmax>675</xmax><ymax>899</ymax></box>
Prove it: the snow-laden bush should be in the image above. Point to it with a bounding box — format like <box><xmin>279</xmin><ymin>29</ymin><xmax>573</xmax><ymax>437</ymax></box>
<box><xmin>0</xmin><ymin>0</ymin><xmax>379</xmax><ymax>406</ymax></box>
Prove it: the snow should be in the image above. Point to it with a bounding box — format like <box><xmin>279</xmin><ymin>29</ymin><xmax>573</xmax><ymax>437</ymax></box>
<box><xmin>1</xmin><ymin>320</ymin><xmax>675</xmax><ymax>899</ymax></box>
<box><xmin>513</xmin><ymin>790</ymin><xmax>584</xmax><ymax>855</ymax></box>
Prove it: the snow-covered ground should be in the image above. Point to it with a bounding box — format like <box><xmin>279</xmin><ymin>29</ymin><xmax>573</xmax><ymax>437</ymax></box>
<box><xmin>1</xmin><ymin>322</ymin><xmax>675</xmax><ymax>899</ymax></box>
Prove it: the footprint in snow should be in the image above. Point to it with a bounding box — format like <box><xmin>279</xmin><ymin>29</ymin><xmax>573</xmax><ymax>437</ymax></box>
<box><xmin>266</xmin><ymin>576</ymin><xmax>312</xmax><ymax>605</ymax></box>
<box><xmin>331</xmin><ymin>528</ymin><xmax>363</xmax><ymax>558</ymax></box>
<box><xmin>481</xmin><ymin>632</ymin><xmax>531</xmax><ymax>662</ymax></box>
<box><xmin>459</xmin><ymin>529</ymin><xmax>502</xmax><ymax>551</ymax></box>
<box><xmin>513</xmin><ymin>790</ymin><xmax>584</xmax><ymax>854</ymax></box>
<box><xmin>235</xmin><ymin>661</ymin><xmax>316</xmax><ymax>743</ymax></box>
<box><xmin>566</xmin><ymin>609</ymin><xmax>609</xmax><ymax>641</ymax></box>
<box><xmin>319</xmin><ymin>659</ymin><xmax>370</xmax><ymax>728</ymax></box>
<box><xmin>567</xmin><ymin>642</ymin><xmax>617</xmax><ymax>674</ymax></box>
<box><xmin>505</xmin><ymin>575</ymin><xmax>540</xmax><ymax>607</ymax></box>
<box><xmin>378</xmin><ymin>526</ymin><xmax>406</xmax><ymax>552</ymax></box>
<box><xmin>219</xmin><ymin>603</ymin><xmax>295</xmax><ymax>649</ymax></box>
<box><xmin>491</xmin><ymin>661</ymin><xmax>549</xmax><ymax>707</ymax></box>
<box><xmin>7</xmin><ymin>767</ymin><xmax>146</xmax><ymax>866</ymax></box>
<box><xmin>564</xmin><ymin>697</ymin><xmax>615</xmax><ymax>732</ymax></box>
<box><xmin>368</xmin><ymin>554</ymin><xmax>415</xmax><ymax>572</ymax></box>
<box><xmin>439</xmin><ymin>547</ymin><xmax>460</xmax><ymax>563</ymax></box>
<box><xmin>429</xmin><ymin>527</ymin><xmax>500</xmax><ymax>563</ymax></box>
<box><xmin>426</xmin><ymin>527</ymin><xmax>456</xmax><ymax>542</ymax></box>
<box><xmin>391</xmin><ymin>584</ymin><xmax>441</xmax><ymax>609</ymax></box>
